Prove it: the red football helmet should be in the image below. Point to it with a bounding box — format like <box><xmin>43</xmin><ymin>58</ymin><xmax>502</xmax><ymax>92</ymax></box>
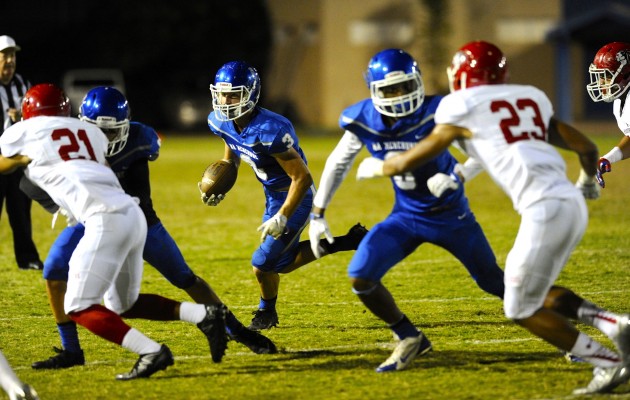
<box><xmin>587</xmin><ymin>42</ymin><xmax>630</xmax><ymax>103</ymax></box>
<box><xmin>22</xmin><ymin>83</ymin><xmax>71</xmax><ymax>120</ymax></box>
<box><xmin>447</xmin><ymin>41</ymin><xmax>508</xmax><ymax>92</ymax></box>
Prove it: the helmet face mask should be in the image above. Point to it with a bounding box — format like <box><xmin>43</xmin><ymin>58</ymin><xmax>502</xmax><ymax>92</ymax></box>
<box><xmin>210</xmin><ymin>61</ymin><xmax>260</xmax><ymax>121</ymax></box>
<box><xmin>365</xmin><ymin>49</ymin><xmax>425</xmax><ymax>118</ymax></box>
<box><xmin>21</xmin><ymin>83</ymin><xmax>71</xmax><ymax>120</ymax></box>
<box><xmin>79</xmin><ymin>86</ymin><xmax>130</xmax><ymax>156</ymax></box>
<box><xmin>587</xmin><ymin>42</ymin><xmax>630</xmax><ymax>103</ymax></box>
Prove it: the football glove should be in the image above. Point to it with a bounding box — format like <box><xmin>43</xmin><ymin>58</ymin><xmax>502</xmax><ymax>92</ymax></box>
<box><xmin>198</xmin><ymin>182</ymin><xmax>225</xmax><ymax>206</ymax></box>
<box><xmin>257</xmin><ymin>213</ymin><xmax>288</xmax><ymax>242</ymax></box>
<box><xmin>309</xmin><ymin>214</ymin><xmax>334</xmax><ymax>259</ymax></box>
<box><xmin>575</xmin><ymin>169</ymin><xmax>600</xmax><ymax>200</ymax></box>
<box><xmin>427</xmin><ymin>172</ymin><xmax>459</xmax><ymax>198</ymax></box>
<box><xmin>596</xmin><ymin>157</ymin><xmax>611</xmax><ymax>188</ymax></box>
<box><xmin>356</xmin><ymin>157</ymin><xmax>384</xmax><ymax>180</ymax></box>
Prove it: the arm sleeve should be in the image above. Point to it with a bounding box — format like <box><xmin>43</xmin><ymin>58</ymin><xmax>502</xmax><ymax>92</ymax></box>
<box><xmin>313</xmin><ymin>131</ymin><xmax>364</xmax><ymax>209</ymax></box>
<box><xmin>120</xmin><ymin>159</ymin><xmax>160</xmax><ymax>226</ymax></box>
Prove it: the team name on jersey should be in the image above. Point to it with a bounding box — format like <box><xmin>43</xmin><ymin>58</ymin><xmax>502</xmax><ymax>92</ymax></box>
<box><xmin>371</xmin><ymin>141</ymin><xmax>415</xmax><ymax>152</ymax></box>
<box><xmin>228</xmin><ymin>143</ymin><xmax>258</xmax><ymax>160</ymax></box>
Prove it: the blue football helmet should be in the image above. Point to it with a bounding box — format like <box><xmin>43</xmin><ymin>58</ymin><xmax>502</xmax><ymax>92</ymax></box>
<box><xmin>79</xmin><ymin>86</ymin><xmax>130</xmax><ymax>156</ymax></box>
<box><xmin>364</xmin><ymin>49</ymin><xmax>425</xmax><ymax>117</ymax></box>
<box><xmin>210</xmin><ymin>61</ymin><xmax>261</xmax><ymax>121</ymax></box>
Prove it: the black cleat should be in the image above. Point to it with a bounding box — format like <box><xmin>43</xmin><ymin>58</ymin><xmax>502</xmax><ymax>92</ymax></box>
<box><xmin>18</xmin><ymin>261</ymin><xmax>43</xmax><ymax>271</ymax></box>
<box><xmin>115</xmin><ymin>344</ymin><xmax>174</xmax><ymax>381</ymax></box>
<box><xmin>248</xmin><ymin>308</ymin><xmax>279</xmax><ymax>331</ymax></box>
<box><xmin>32</xmin><ymin>347</ymin><xmax>85</xmax><ymax>369</ymax></box>
<box><xmin>346</xmin><ymin>223</ymin><xmax>368</xmax><ymax>249</ymax></box>
<box><xmin>230</xmin><ymin>327</ymin><xmax>278</xmax><ymax>354</ymax></box>
<box><xmin>197</xmin><ymin>304</ymin><xmax>228</xmax><ymax>363</ymax></box>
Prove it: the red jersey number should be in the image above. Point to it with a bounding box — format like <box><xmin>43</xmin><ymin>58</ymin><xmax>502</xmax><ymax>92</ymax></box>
<box><xmin>51</xmin><ymin>128</ymin><xmax>98</xmax><ymax>161</ymax></box>
<box><xmin>490</xmin><ymin>98</ymin><xmax>546</xmax><ymax>144</ymax></box>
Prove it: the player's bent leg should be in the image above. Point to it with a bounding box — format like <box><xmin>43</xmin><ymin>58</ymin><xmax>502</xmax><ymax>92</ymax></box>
<box><xmin>32</xmin><ymin>279</ymin><xmax>85</xmax><ymax>369</ymax></box>
<box><xmin>352</xmin><ymin>279</ymin><xmax>432</xmax><ymax>372</ymax></box>
<box><xmin>247</xmin><ymin>266</ymin><xmax>280</xmax><ymax>331</ymax></box>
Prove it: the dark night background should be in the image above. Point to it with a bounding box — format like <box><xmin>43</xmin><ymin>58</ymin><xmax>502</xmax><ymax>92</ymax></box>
<box><xmin>3</xmin><ymin>1</ymin><xmax>273</xmax><ymax>130</ymax></box>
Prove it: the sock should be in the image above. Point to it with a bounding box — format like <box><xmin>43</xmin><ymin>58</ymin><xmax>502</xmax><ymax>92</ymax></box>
<box><xmin>322</xmin><ymin>233</ymin><xmax>358</xmax><ymax>254</ymax></box>
<box><xmin>389</xmin><ymin>315</ymin><xmax>419</xmax><ymax>340</ymax></box>
<box><xmin>570</xmin><ymin>332</ymin><xmax>620</xmax><ymax>368</ymax></box>
<box><xmin>179</xmin><ymin>302</ymin><xmax>207</xmax><ymax>324</ymax></box>
<box><xmin>68</xmin><ymin>304</ymin><xmax>131</xmax><ymax>345</ymax></box>
<box><xmin>121</xmin><ymin>328</ymin><xmax>161</xmax><ymax>355</ymax></box>
<box><xmin>259</xmin><ymin>296</ymin><xmax>277</xmax><ymax>311</ymax></box>
<box><xmin>577</xmin><ymin>300</ymin><xmax>621</xmax><ymax>338</ymax></box>
<box><xmin>225</xmin><ymin>310</ymin><xmax>244</xmax><ymax>336</ymax></box>
<box><xmin>57</xmin><ymin>321</ymin><xmax>81</xmax><ymax>353</ymax></box>
<box><xmin>120</xmin><ymin>294</ymin><xmax>179</xmax><ymax>321</ymax></box>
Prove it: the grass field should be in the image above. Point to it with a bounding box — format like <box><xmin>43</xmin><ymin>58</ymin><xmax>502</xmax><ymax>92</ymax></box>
<box><xmin>1</xmin><ymin>131</ymin><xmax>630</xmax><ymax>400</ymax></box>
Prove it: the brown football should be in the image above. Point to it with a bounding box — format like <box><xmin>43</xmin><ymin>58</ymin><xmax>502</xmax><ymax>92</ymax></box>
<box><xmin>200</xmin><ymin>160</ymin><xmax>238</xmax><ymax>196</ymax></box>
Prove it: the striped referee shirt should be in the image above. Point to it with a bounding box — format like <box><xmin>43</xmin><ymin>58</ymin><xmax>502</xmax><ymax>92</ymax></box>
<box><xmin>1</xmin><ymin>73</ymin><xmax>30</xmax><ymax>132</ymax></box>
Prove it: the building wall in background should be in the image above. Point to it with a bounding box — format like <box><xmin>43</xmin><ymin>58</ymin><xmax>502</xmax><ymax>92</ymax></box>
<box><xmin>265</xmin><ymin>0</ymin><xmax>593</xmax><ymax>129</ymax></box>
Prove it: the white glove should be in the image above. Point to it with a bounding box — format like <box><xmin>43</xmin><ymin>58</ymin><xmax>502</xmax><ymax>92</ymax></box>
<box><xmin>309</xmin><ymin>215</ymin><xmax>334</xmax><ymax>259</ymax></box>
<box><xmin>356</xmin><ymin>157</ymin><xmax>384</xmax><ymax>180</ymax></box>
<box><xmin>198</xmin><ymin>182</ymin><xmax>225</xmax><ymax>206</ymax></box>
<box><xmin>575</xmin><ymin>169</ymin><xmax>600</xmax><ymax>200</ymax></box>
<box><xmin>427</xmin><ymin>172</ymin><xmax>459</xmax><ymax>197</ymax></box>
<box><xmin>51</xmin><ymin>207</ymin><xmax>78</xmax><ymax>229</ymax></box>
<box><xmin>257</xmin><ymin>213</ymin><xmax>288</xmax><ymax>242</ymax></box>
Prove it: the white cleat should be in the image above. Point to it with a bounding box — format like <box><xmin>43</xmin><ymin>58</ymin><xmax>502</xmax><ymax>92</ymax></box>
<box><xmin>376</xmin><ymin>334</ymin><xmax>432</xmax><ymax>373</ymax></box>
<box><xmin>612</xmin><ymin>314</ymin><xmax>630</xmax><ymax>364</ymax></box>
<box><xmin>573</xmin><ymin>365</ymin><xmax>630</xmax><ymax>395</ymax></box>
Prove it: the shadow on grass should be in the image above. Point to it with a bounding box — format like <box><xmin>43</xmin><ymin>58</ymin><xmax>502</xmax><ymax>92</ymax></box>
<box><xmin>219</xmin><ymin>348</ymin><xmax>569</xmax><ymax>374</ymax></box>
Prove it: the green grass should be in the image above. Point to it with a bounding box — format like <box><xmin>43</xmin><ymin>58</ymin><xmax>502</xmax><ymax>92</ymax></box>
<box><xmin>2</xmin><ymin>131</ymin><xmax>630</xmax><ymax>399</ymax></box>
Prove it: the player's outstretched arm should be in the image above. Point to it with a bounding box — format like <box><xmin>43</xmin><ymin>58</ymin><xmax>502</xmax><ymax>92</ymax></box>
<box><xmin>548</xmin><ymin>118</ymin><xmax>598</xmax><ymax>177</ymax></box>
<box><xmin>548</xmin><ymin>118</ymin><xmax>600</xmax><ymax>196</ymax></box>
<box><xmin>258</xmin><ymin>148</ymin><xmax>313</xmax><ymax>242</ymax></box>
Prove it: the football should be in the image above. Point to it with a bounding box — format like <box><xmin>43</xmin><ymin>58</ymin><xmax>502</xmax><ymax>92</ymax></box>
<box><xmin>199</xmin><ymin>160</ymin><xmax>238</xmax><ymax>197</ymax></box>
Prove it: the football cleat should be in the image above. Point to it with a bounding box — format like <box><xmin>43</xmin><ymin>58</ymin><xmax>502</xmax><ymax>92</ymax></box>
<box><xmin>376</xmin><ymin>333</ymin><xmax>433</xmax><ymax>373</ymax></box>
<box><xmin>346</xmin><ymin>223</ymin><xmax>368</xmax><ymax>250</ymax></box>
<box><xmin>197</xmin><ymin>304</ymin><xmax>229</xmax><ymax>363</ymax></box>
<box><xmin>31</xmin><ymin>347</ymin><xmax>85</xmax><ymax>369</ymax></box>
<box><xmin>229</xmin><ymin>327</ymin><xmax>278</xmax><ymax>354</ymax></box>
<box><xmin>573</xmin><ymin>365</ymin><xmax>630</xmax><ymax>395</ymax></box>
<box><xmin>612</xmin><ymin>314</ymin><xmax>630</xmax><ymax>364</ymax></box>
<box><xmin>248</xmin><ymin>308</ymin><xmax>279</xmax><ymax>331</ymax></box>
<box><xmin>9</xmin><ymin>384</ymin><xmax>39</xmax><ymax>400</ymax></box>
<box><xmin>116</xmin><ymin>344</ymin><xmax>174</xmax><ymax>381</ymax></box>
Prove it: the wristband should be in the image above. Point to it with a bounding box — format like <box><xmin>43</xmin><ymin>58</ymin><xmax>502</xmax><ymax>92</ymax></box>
<box><xmin>602</xmin><ymin>147</ymin><xmax>623</xmax><ymax>164</ymax></box>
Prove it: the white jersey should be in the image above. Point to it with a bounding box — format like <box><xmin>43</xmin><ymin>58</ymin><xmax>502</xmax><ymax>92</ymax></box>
<box><xmin>435</xmin><ymin>84</ymin><xmax>579</xmax><ymax>213</ymax></box>
<box><xmin>613</xmin><ymin>91</ymin><xmax>630</xmax><ymax>136</ymax></box>
<box><xmin>0</xmin><ymin>116</ymin><xmax>136</xmax><ymax>222</ymax></box>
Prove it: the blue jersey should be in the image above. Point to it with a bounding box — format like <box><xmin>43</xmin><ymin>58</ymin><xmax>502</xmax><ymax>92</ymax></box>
<box><xmin>340</xmin><ymin>96</ymin><xmax>468</xmax><ymax>218</ymax></box>
<box><xmin>108</xmin><ymin>121</ymin><xmax>161</xmax><ymax>226</ymax></box>
<box><xmin>343</xmin><ymin>97</ymin><xmax>504</xmax><ymax>298</ymax></box>
<box><xmin>107</xmin><ymin>121</ymin><xmax>160</xmax><ymax>173</ymax></box>
<box><xmin>208</xmin><ymin>107</ymin><xmax>308</xmax><ymax>191</ymax></box>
